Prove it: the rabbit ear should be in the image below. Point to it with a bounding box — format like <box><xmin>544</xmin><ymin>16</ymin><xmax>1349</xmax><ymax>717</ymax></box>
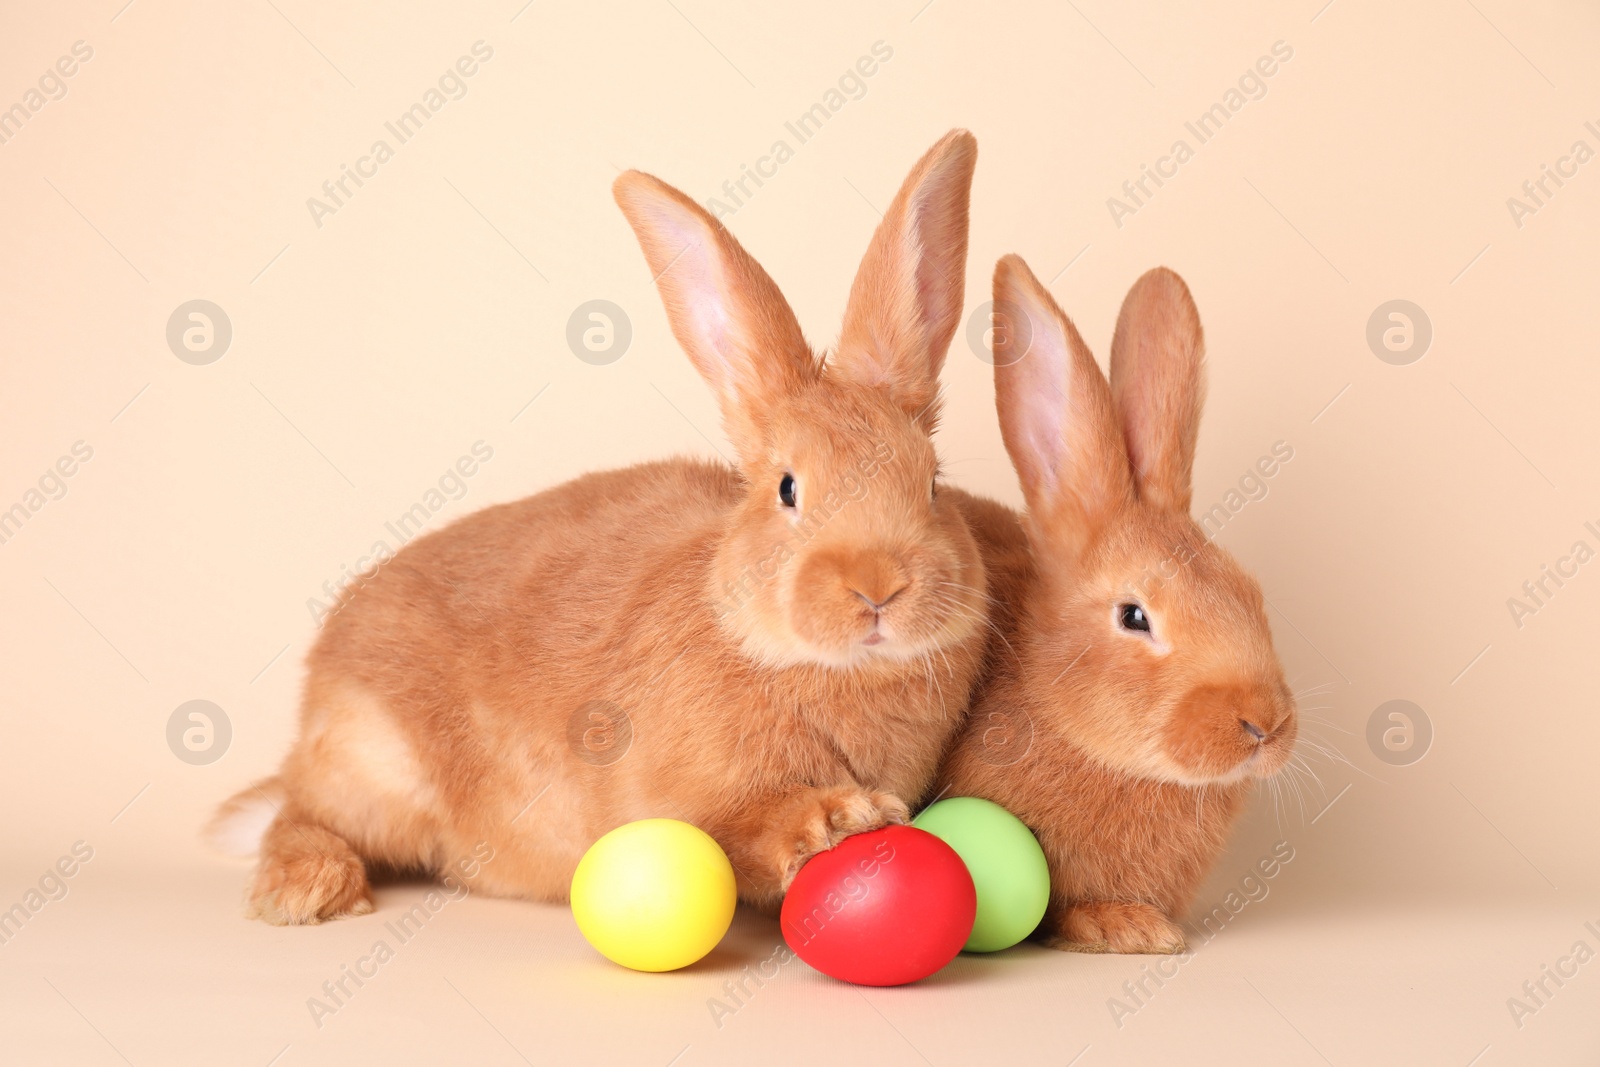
<box><xmin>614</xmin><ymin>170</ymin><xmax>818</xmax><ymax>463</ymax></box>
<box><xmin>831</xmin><ymin>129</ymin><xmax>978</xmax><ymax>432</ymax></box>
<box><xmin>991</xmin><ymin>255</ymin><xmax>1132</xmax><ymax>556</ymax></box>
<box><xmin>1108</xmin><ymin>268</ymin><xmax>1206</xmax><ymax>513</ymax></box>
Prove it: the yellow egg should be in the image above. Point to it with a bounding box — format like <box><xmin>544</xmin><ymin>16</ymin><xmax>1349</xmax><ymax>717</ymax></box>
<box><xmin>570</xmin><ymin>818</ymin><xmax>737</xmax><ymax>972</ymax></box>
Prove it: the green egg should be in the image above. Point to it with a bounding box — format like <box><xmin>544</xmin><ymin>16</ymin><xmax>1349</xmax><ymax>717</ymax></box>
<box><xmin>912</xmin><ymin>796</ymin><xmax>1050</xmax><ymax>952</ymax></box>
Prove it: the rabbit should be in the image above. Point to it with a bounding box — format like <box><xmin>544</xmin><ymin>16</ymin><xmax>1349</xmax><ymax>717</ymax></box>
<box><xmin>211</xmin><ymin>130</ymin><xmax>994</xmax><ymax>924</ymax></box>
<box><xmin>935</xmin><ymin>255</ymin><xmax>1298</xmax><ymax>954</ymax></box>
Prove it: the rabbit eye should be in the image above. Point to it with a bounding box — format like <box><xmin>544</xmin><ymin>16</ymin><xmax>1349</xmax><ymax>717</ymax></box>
<box><xmin>930</xmin><ymin>478</ymin><xmax>938</xmax><ymax>502</ymax></box>
<box><xmin>779</xmin><ymin>473</ymin><xmax>797</xmax><ymax>509</ymax></box>
<box><xmin>1119</xmin><ymin>603</ymin><xmax>1151</xmax><ymax>634</ymax></box>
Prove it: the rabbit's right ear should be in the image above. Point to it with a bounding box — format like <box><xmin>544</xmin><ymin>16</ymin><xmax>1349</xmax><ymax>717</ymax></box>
<box><xmin>991</xmin><ymin>255</ymin><xmax>1132</xmax><ymax>557</ymax></box>
<box><xmin>831</xmin><ymin>129</ymin><xmax>978</xmax><ymax>432</ymax></box>
<box><xmin>614</xmin><ymin>171</ymin><xmax>818</xmax><ymax>464</ymax></box>
<box><xmin>1108</xmin><ymin>268</ymin><xmax>1205</xmax><ymax>514</ymax></box>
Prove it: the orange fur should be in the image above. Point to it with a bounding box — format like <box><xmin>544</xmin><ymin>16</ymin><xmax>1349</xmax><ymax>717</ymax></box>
<box><xmin>939</xmin><ymin>257</ymin><xmax>1296</xmax><ymax>954</ymax></box>
<box><xmin>216</xmin><ymin>131</ymin><xmax>992</xmax><ymax>924</ymax></box>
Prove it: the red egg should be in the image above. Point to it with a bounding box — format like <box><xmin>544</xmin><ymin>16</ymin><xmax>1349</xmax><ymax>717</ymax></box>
<box><xmin>780</xmin><ymin>825</ymin><xmax>976</xmax><ymax>986</ymax></box>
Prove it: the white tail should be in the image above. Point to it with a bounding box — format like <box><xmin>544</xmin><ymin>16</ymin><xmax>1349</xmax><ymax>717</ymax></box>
<box><xmin>205</xmin><ymin>778</ymin><xmax>283</xmax><ymax>857</ymax></box>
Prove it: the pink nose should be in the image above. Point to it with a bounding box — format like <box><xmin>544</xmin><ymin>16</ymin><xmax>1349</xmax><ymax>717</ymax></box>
<box><xmin>852</xmin><ymin>586</ymin><xmax>906</xmax><ymax>613</ymax></box>
<box><xmin>839</xmin><ymin>550</ymin><xmax>910</xmax><ymax>611</ymax></box>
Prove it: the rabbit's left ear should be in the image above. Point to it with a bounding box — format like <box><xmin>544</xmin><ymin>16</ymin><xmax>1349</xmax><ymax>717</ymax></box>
<box><xmin>831</xmin><ymin>129</ymin><xmax>978</xmax><ymax>432</ymax></box>
<box><xmin>1108</xmin><ymin>268</ymin><xmax>1206</xmax><ymax>514</ymax></box>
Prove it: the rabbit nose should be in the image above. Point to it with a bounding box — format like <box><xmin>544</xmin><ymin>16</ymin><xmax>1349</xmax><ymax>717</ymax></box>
<box><xmin>840</xmin><ymin>550</ymin><xmax>910</xmax><ymax>611</ymax></box>
<box><xmin>852</xmin><ymin>584</ymin><xmax>907</xmax><ymax>612</ymax></box>
<box><xmin>1240</xmin><ymin>719</ymin><xmax>1267</xmax><ymax>743</ymax></box>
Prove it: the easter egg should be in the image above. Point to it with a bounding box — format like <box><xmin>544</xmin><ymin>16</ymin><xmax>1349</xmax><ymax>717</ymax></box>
<box><xmin>912</xmin><ymin>796</ymin><xmax>1050</xmax><ymax>952</ymax></box>
<box><xmin>570</xmin><ymin>818</ymin><xmax>737</xmax><ymax>972</ymax></box>
<box><xmin>780</xmin><ymin>825</ymin><xmax>975</xmax><ymax>986</ymax></box>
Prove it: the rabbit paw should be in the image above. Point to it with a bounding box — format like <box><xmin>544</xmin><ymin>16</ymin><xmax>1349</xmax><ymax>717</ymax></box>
<box><xmin>774</xmin><ymin>786</ymin><xmax>910</xmax><ymax>890</ymax></box>
<box><xmin>1040</xmin><ymin>901</ymin><xmax>1186</xmax><ymax>955</ymax></box>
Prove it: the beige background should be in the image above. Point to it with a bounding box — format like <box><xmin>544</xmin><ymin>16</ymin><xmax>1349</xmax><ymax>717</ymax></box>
<box><xmin>2</xmin><ymin>0</ymin><xmax>1596</xmax><ymax>1063</ymax></box>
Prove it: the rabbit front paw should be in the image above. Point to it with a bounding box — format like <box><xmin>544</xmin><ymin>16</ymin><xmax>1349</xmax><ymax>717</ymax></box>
<box><xmin>773</xmin><ymin>786</ymin><xmax>910</xmax><ymax>890</ymax></box>
<box><xmin>1039</xmin><ymin>901</ymin><xmax>1186</xmax><ymax>954</ymax></box>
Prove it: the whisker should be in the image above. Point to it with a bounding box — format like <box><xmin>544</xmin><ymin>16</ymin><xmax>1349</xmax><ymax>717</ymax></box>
<box><xmin>1292</xmin><ymin>730</ymin><xmax>1383</xmax><ymax>783</ymax></box>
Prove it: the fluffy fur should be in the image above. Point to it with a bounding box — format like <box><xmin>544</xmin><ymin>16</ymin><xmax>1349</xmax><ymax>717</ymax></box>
<box><xmin>216</xmin><ymin>131</ymin><xmax>992</xmax><ymax>924</ymax></box>
<box><xmin>939</xmin><ymin>256</ymin><xmax>1297</xmax><ymax>954</ymax></box>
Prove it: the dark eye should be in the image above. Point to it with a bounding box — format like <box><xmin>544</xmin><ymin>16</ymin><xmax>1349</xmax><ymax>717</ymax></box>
<box><xmin>779</xmin><ymin>473</ymin><xmax>797</xmax><ymax>509</ymax></box>
<box><xmin>930</xmin><ymin>479</ymin><xmax>938</xmax><ymax>502</ymax></box>
<box><xmin>1119</xmin><ymin>603</ymin><xmax>1150</xmax><ymax>633</ymax></box>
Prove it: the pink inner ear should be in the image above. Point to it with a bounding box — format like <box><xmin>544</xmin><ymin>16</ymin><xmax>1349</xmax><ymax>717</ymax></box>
<box><xmin>1013</xmin><ymin>359</ymin><xmax>1066</xmax><ymax>500</ymax></box>
<box><xmin>683</xmin><ymin>273</ymin><xmax>736</xmax><ymax>385</ymax></box>
<box><xmin>832</xmin><ymin>138</ymin><xmax>974</xmax><ymax>419</ymax></box>
<box><xmin>999</xmin><ymin>297</ymin><xmax>1070</xmax><ymax>503</ymax></box>
<box><xmin>645</xmin><ymin>206</ymin><xmax>742</xmax><ymax>397</ymax></box>
<box><xmin>909</xmin><ymin>197</ymin><xmax>956</xmax><ymax>345</ymax></box>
